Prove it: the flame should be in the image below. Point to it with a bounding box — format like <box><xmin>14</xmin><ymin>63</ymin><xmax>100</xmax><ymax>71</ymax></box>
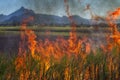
<box><xmin>16</xmin><ymin>2</ymin><xmax>120</xmax><ymax>71</ymax></box>
<box><xmin>107</xmin><ymin>8</ymin><xmax>120</xmax><ymax>46</ymax></box>
<box><xmin>25</xmin><ymin>29</ymin><xmax>37</xmax><ymax>59</ymax></box>
<box><xmin>13</xmin><ymin>2</ymin><xmax>120</xmax><ymax>79</ymax></box>
<box><xmin>18</xmin><ymin>16</ymin><xmax>34</xmax><ymax>56</ymax></box>
<box><xmin>18</xmin><ymin>23</ymin><xmax>91</xmax><ymax>61</ymax></box>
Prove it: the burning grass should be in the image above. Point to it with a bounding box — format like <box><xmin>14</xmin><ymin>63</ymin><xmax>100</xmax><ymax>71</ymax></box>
<box><xmin>0</xmin><ymin>48</ymin><xmax>120</xmax><ymax>80</ymax></box>
<box><xmin>1</xmin><ymin>4</ymin><xmax>120</xmax><ymax>80</ymax></box>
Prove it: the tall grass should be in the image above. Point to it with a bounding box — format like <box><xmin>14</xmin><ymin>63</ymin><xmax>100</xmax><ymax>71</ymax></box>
<box><xmin>0</xmin><ymin>47</ymin><xmax>120</xmax><ymax>80</ymax></box>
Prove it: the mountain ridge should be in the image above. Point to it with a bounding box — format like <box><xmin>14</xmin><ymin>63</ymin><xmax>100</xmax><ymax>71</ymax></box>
<box><xmin>0</xmin><ymin>7</ymin><xmax>96</xmax><ymax>26</ymax></box>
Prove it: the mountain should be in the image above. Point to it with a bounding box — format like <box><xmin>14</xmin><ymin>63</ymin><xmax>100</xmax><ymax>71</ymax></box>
<box><xmin>0</xmin><ymin>14</ymin><xmax>7</xmax><ymax>22</ymax></box>
<box><xmin>0</xmin><ymin>14</ymin><xmax>6</xmax><ymax>19</ymax></box>
<box><xmin>0</xmin><ymin>7</ymin><xmax>91</xmax><ymax>26</ymax></box>
<box><xmin>0</xmin><ymin>7</ymin><xmax>35</xmax><ymax>25</ymax></box>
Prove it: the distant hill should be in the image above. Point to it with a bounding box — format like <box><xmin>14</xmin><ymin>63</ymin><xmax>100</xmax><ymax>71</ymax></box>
<box><xmin>0</xmin><ymin>7</ymin><xmax>101</xmax><ymax>26</ymax></box>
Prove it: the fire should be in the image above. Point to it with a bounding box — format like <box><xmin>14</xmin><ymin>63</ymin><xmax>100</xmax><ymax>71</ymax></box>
<box><xmin>16</xmin><ymin>1</ymin><xmax>120</xmax><ymax>69</ymax></box>
<box><xmin>14</xmin><ymin>3</ymin><xmax>120</xmax><ymax>80</ymax></box>
<box><xmin>25</xmin><ymin>29</ymin><xmax>37</xmax><ymax>59</ymax></box>
<box><xmin>18</xmin><ymin>16</ymin><xmax>34</xmax><ymax>56</ymax></box>
<box><xmin>17</xmin><ymin>19</ymin><xmax>91</xmax><ymax>61</ymax></box>
<box><xmin>107</xmin><ymin>8</ymin><xmax>120</xmax><ymax>46</ymax></box>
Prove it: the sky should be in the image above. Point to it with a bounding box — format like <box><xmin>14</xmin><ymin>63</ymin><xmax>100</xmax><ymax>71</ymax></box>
<box><xmin>0</xmin><ymin>0</ymin><xmax>120</xmax><ymax>19</ymax></box>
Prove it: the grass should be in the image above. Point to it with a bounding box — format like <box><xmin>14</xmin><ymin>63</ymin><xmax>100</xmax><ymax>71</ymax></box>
<box><xmin>0</xmin><ymin>26</ymin><xmax>111</xmax><ymax>31</ymax></box>
<box><xmin>0</xmin><ymin>48</ymin><xmax>120</xmax><ymax>80</ymax></box>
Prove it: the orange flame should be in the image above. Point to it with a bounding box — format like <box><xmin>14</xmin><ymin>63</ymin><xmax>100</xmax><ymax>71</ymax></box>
<box><xmin>107</xmin><ymin>8</ymin><xmax>120</xmax><ymax>46</ymax></box>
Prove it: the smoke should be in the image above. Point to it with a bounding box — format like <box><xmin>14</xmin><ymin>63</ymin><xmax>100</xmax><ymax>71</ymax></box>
<box><xmin>20</xmin><ymin>0</ymin><xmax>84</xmax><ymax>17</ymax></box>
<box><xmin>21</xmin><ymin>0</ymin><xmax>65</xmax><ymax>16</ymax></box>
<box><xmin>83</xmin><ymin>0</ymin><xmax>120</xmax><ymax>16</ymax></box>
<box><xmin>20</xmin><ymin>0</ymin><xmax>120</xmax><ymax>18</ymax></box>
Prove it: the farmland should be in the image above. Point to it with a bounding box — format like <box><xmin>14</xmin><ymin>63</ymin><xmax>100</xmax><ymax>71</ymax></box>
<box><xmin>0</xmin><ymin>26</ymin><xmax>110</xmax><ymax>36</ymax></box>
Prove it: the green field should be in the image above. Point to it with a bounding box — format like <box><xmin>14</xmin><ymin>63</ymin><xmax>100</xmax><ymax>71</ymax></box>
<box><xmin>0</xmin><ymin>26</ymin><xmax>111</xmax><ymax>37</ymax></box>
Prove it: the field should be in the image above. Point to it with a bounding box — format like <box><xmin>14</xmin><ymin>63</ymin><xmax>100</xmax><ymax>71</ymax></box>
<box><xmin>0</xmin><ymin>25</ymin><xmax>120</xmax><ymax>80</ymax></box>
<box><xmin>0</xmin><ymin>26</ymin><xmax>111</xmax><ymax>37</ymax></box>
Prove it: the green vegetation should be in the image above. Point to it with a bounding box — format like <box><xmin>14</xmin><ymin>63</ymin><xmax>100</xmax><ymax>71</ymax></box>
<box><xmin>0</xmin><ymin>26</ymin><xmax>110</xmax><ymax>37</ymax></box>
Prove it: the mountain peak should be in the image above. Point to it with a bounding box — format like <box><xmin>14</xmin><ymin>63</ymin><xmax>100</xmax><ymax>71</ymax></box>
<box><xmin>18</xmin><ymin>6</ymin><xmax>29</xmax><ymax>12</ymax></box>
<box><xmin>19</xmin><ymin>6</ymin><xmax>26</xmax><ymax>10</ymax></box>
<box><xmin>18</xmin><ymin>7</ymin><xmax>35</xmax><ymax>14</ymax></box>
<box><xmin>0</xmin><ymin>14</ymin><xmax>5</xmax><ymax>17</ymax></box>
<box><xmin>9</xmin><ymin>6</ymin><xmax>35</xmax><ymax>17</ymax></box>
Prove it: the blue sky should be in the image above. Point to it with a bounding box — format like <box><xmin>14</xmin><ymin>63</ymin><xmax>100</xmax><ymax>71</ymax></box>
<box><xmin>0</xmin><ymin>0</ymin><xmax>120</xmax><ymax>19</ymax></box>
<box><xmin>0</xmin><ymin>0</ymin><xmax>22</xmax><ymax>14</ymax></box>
